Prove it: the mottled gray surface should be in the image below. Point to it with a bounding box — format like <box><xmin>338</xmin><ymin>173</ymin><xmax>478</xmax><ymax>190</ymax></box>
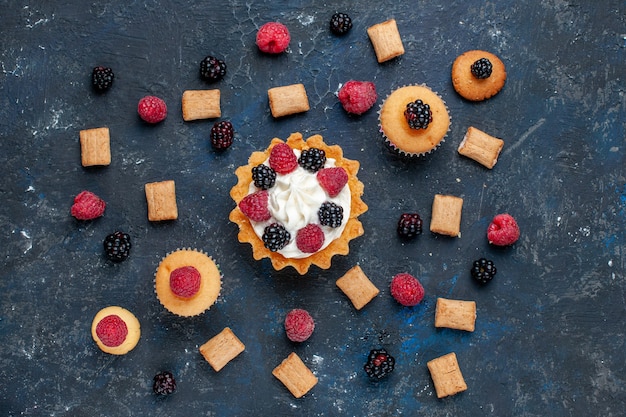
<box><xmin>1</xmin><ymin>0</ymin><xmax>625</xmax><ymax>416</ymax></box>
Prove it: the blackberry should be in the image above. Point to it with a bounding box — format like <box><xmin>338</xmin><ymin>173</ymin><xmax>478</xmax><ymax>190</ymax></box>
<box><xmin>329</xmin><ymin>12</ymin><xmax>352</xmax><ymax>35</ymax></box>
<box><xmin>318</xmin><ymin>201</ymin><xmax>344</xmax><ymax>228</ymax></box>
<box><xmin>364</xmin><ymin>348</ymin><xmax>395</xmax><ymax>380</ymax></box>
<box><xmin>262</xmin><ymin>223</ymin><xmax>291</xmax><ymax>252</ymax></box>
<box><xmin>471</xmin><ymin>58</ymin><xmax>493</xmax><ymax>79</ymax></box>
<box><xmin>92</xmin><ymin>66</ymin><xmax>114</xmax><ymax>92</ymax></box>
<box><xmin>210</xmin><ymin>121</ymin><xmax>234</xmax><ymax>150</ymax></box>
<box><xmin>252</xmin><ymin>164</ymin><xmax>276</xmax><ymax>190</ymax></box>
<box><xmin>153</xmin><ymin>371</ymin><xmax>177</xmax><ymax>396</ymax></box>
<box><xmin>404</xmin><ymin>99</ymin><xmax>432</xmax><ymax>130</ymax></box>
<box><xmin>471</xmin><ymin>258</ymin><xmax>497</xmax><ymax>284</ymax></box>
<box><xmin>298</xmin><ymin>148</ymin><xmax>326</xmax><ymax>172</ymax></box>
<box><xmin>397</xmin><ymin>213</ymin><xmax>422</xmax><ymax>238</ymax></box>
<box><xmin>200</xmin><ymin>55</ymin><xmax>227</xmax><ymax>82</ymax></box>
<box><xmin>103</xmin><ymin>231</ymin><xmax>131</xmax><ymax>263</ymax></box>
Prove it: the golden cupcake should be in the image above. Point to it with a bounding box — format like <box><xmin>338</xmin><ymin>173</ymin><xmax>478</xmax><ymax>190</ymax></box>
<box><xmin>451</xmin><ymin>50</ymin><xmax>506</xmax><ymax>101</ymax></box>
<box><xmin>91</xmin><ymin>306</ymin><xmax>141</xmax><ymax>355</ymax></box>
<box><xmin>379</xmin><ymin>84</ymin><xmax>450</xmax><ymax>157</ymax></box>
<box><xmin>155</xmin><ymin>248</ymin><xmax>221</xmax><ymax>317</ymax></box>
<box><xmin>229</xmin><ymin>132</ymin><xmax>367</xmax><ymax>275</ymax></box>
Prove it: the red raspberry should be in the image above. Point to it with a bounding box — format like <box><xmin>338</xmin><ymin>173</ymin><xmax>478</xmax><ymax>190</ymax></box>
<box><xmin>284</xmin><ymin>308</ymin><xmax>315</xmax><ymax>342</ymax></box>
<box><xmin>138</xmin><ymin>95</ymin><xmax>167</xmax><ymax>123</ymax></box>
<box><xmin>256</xmin><ymin>22</ymin><xmax>290</xmax><ymax>54</ymax></box>
<box><xmin>95</xmin><ymin>314</ymin><xmax>128</xmax><ymax>347</ymax></box>
<box><xmin>71</xmin><ymin>190</ymin><xmax>106</xmax><ymax>220</ymax></box>
<box><xmin>295</xmin><ymin>224</ymin><xmax>325</xmax><ymax>253</ymax></box>
<box><xmin>239</xmin><ymin>190</ymin><xmax>271</xmax><ymax>222</ymax></box>
<box><xmin>317</xmin><ymin>167</ymin><xmax>348</xmax><ymax>197</ymax></box>
<box><xmin>269</xmin><ymin>143</ymin><xmax>298</xmax><ymax>174</ymax></box>
<box><xmin>390</xmin><ymin>273</ymin><xmax>424</xmax><ymax>306</ymax></box>
<box><xmin>169</xmin><ymin>266</ymin><xmax>201</xmax><ymax>298</ymax></box>
<box><xmin>487</xmin><ymin>213</ymin><xmax>520</xmax><ymax>246</ymax></box>
<box><xmin>337</xmin><ymin>80</ymin><xmax>377</xmax><ymax>115</ymax></box>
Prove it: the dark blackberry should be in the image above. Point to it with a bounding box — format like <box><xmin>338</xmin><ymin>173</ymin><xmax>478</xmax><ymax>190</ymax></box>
<box><xmin>404</xmin><ymin>99</ymin><xmax>432</xmax><ymax>130</ymax></box>
<box><xmin>330</xmin><ymin>12</ymin><xmax>352</xmax><ymax>35</ymax></box>
<box><xmin>200</xmin><ymin>55</ymin><xmax>227</xmax><ymax>82</ymax></box>
<box><xmin>471</xmin><ymin>58</ymin><xmax>493</xmax><ymax>79</ymax></box>
<box><xmin>262</xmin><ymin>223</ymin><xmax>291</xmax><ymax>252</ymax></box>
<box><xmin>92</xmin><ymin>66</ymin><xmax>114</xmax><ymax>92</ymax></box>
<box><xmin>318</xmin><ymin>201</ymin><xmax>344</xmax><ymax>228</ymax></box>
<box><xmin>471</xmin><ymin>258</ymin><xmax>497</xmax><ymax>284</ymax></box>
<box><xmin>298</xmin><ymin>148</ymin><xmax>326</xmax><ymax>172</ymax></box>
<box><xmin>252</xmin><ymin>164</ymin><xmax>276</xmax><ymax>190</ymax></box>
<box><xmin>364</xmin><ymin>348</ymin><xmax>395</xmax><ymax>380</ymax></box>
<box><xmin>103</xmin><ymin>231</ymin><xmax>131</xmax><ymax>263</ymax></box>
<box><xmin>153</xmin><ymin>371</ymin><xmax>176</xmax><ymax>396</ymax></box>
<box><xmin>397</xmin><ymin>213</ymin><xmax>422</xmax><ymax>238</ymax></box>
<box><xmin>210</xmin><ymin>121</ymin><xmax>234</xmax><ymax>150</ymax></box>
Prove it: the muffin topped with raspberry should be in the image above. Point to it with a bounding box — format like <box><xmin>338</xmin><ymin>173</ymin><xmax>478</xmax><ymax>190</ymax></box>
<box><xmin>91</xmin><ymin>306</ymin><xmax>141</xmax><ymax>355</ymax></box>
<box><xmin>229</xmin><ymin>133</ymin><xmax>368</xmax><ymax>274</ymax></box>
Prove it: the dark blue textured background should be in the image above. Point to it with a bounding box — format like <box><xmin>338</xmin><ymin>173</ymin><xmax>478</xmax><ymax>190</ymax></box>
<box><xmin>1</xmin><ymin>1</ymin><xmax>625</xmax><ymax>416</ymax></box>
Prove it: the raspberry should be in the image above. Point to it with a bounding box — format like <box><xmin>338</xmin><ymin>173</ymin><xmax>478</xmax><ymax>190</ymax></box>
<box><xmin>138</xmin><ymin>95</ymin><xmax>167</xmax><ymax>123</ymax></box>
<box><xmin>71</xmin><ymin>190</ymin><xmax>106</xmax><ymax>220</ymax></box>
<box><xmin>284</xmin><ymin>308</ymin><xmax>315</xmax><ymax>342</ymax></box>
<box><xmin>471</xmin><ymin>58</ymin><xmax>493</xmax><ymax>79</ymax></box>
<box><xmin>298</xmin><ymin>148</ymin><xmax>326</xmax><ymax>172</ymax></box>
<box><xmin>239</xmin><ymin>190</ymin><xmax>271</xmax><ymax>222</ymax></box>
<box><xmin>251</xmin><ymin>164</ymin><xmax>276</xmax><ymax>190</ymax></box>
<box><xmin>200</xmin><ymin>55</ymin><xmax>227</xmax><ymax>82</ymax></box>
<box><xmin>92</xmin><ymin>66</ymin><xmax>114</xmax><ymax>92</ymax></box>
<box><xmin>329</xmin><ymin>12</ymin><xmax>352</xmax><ymax>36</ymax></box>
<box><xmin>390</xmin><ymin>273</ymin><xmax>424</xmax><ymax>306</ymax></box>
<box><xmin>169</xmin><ymin>266</ymin><xmax>201</xmax><ymax>298</ymax></box>
<box><xmin>397</xmin><ymin>213</ymin><xmax>423</xmax><ymax>238</ymax></box>
<box><xmin>269</xmin><ymin>143</ymin><xmax>298</xmax><ymax>174</ymax></box>
<box><xmin>337</xmin><ymin>80</ymin><xmax>377</xmax><ymax>115</ymax></box>
<box><xmin>256</xmin><ymin>22</ymin><xmax>290</xmax><ymax>54</ymax></box>
<box><xmin>262</xmin><ymin>223</ymin><xmax>291</xmax><ymax>252</ymax></box>
<box><xmin>318</xmin><ymin>201</ymin><xmax>343</xmax><ymax>228</ymax></box>
<box><xmin>95</xmin><ymin>314</ymin><xmax>128</xmax><ymax>347</ymax></box>
<box><xmin>153</xmin><ymin>371</ymin><xmax>177</xmax><ymax>396</ymax></box>
<box><xmin>404</xmin><ymin>99</ymin><xmax>432</xmax><ymax>130</ymax></box>
<box><xmin>317</xmin><ymin>167</ymin><xmax>348</xmax><ymax>197</ymax></box>
<box><xmin>471</xmin><ymin>258</ymin><xmax>497</xmax><ymax>284</ymax></box>
<box><xmin>364</xmin><ymin>348</ymin><xmax>395</xmax><ymax>379</ymax></box>
<box><xmin>103</xmin><ymin>231</ymin><xmax>131</xmax><ymax>263</ymax></box>
<box><xmin>487</xmin><ymin>213</ymin><xmax>520</xmax><ymax>246</ymax></box>
<box><xmin>210</xmin><ymin>120</ymin><xmax>234</xmax><ymax>150</ymax></box>
<box><xmin>295</xmin><ymin>224</ymin><xmax>325</xmax><ymax>253</ymax></box>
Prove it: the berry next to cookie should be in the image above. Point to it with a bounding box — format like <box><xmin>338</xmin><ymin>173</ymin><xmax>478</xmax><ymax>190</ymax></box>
<box><xmin>138</xmin><ymin>95</ymin><xmax>167</xmax><ymax>123</ymax></box>
<box><xmin>337</xmin><ymin>80</ymin><xmax>377</xmax><ymax>115</ymax></box>
<box><xmin>390</xmin><ymin>272</ymin><xmax>425</xmax><ymax>306</ymax></box>
<box><xmin>487</xmin><ymin>213</ymin><xmax>520</xmax><ymax>246</ymax></box>
<box><xmin>256</xmin><ymin>22</ymin><xmax>290</xmax><ymax>54</ymax></box>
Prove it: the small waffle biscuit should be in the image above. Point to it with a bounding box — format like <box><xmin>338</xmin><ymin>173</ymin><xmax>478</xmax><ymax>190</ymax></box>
<box><xmin>427</xmin><ymin>352</ymin><xmax>467</xmax><ymax>398</ymax></box>
<box><xmin>430</xmin><ymin>194</ymin><xmax>463</xmax><ymax>237</ymax></box>
<box><xmin>272</xmin><ymin>352</ymin><xmax>318</xmax><ymax>398</ymax></box>
<box><xmin>336</xmin><ymin>265</ymin><xmax>379</xmax><ymax>310</ymax></box>
<box><xmin>451</xmin><ymin>50</ymin><xmax>506</xmax><ymax>101</ymax></box>
<box><xmin>367</xmin><ymin>19</ymin><xmax>405</xmax><ymax>63</ymax></box>
<box><xmin>458</xmin><ymin>126</ymin><xmax>504</xmax><ymax>169</ymax></box>
<box><xmin>145</xmin><ymin>180</ymin><xmax>178</xmax><ymax>221</ymax></box>
<box><xmin>435</xmin><ymin>298</ymin><xmax>476</xmax><ymax>332</ymax></box>
<box><xmin>268</xmin><ymin>84</ymin><xmax>310</xmax><ymax>117</ymax></box>
<box><xmin>199</xmin><ymin>327</ymin><xmax>245</xmax><ymax>372</ymax></box>
<box><xmin>80</xmin><ymin>127</ymin><xmax>111</xmax><ymax>167</ymax></box>
<box><xmin>182</xmin><ymin>90</ymin><xmax>221</xmax><ymax>121</ymax></box>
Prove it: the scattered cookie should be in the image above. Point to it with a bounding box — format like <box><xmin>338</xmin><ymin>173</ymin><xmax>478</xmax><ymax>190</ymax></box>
<box><xmin>80</xmin><ymin>127</ymin><xmax>111</xmax><ymax>167</ymax></box>
<box><xmin>267</xmin><ymin>84</ymin><xmax>310</xmax><ymax>117</ymax></box>
<box><xmin>145</xmin><ymin>180</ymin><xmax>178</xmax><ymax>221</ymax></box>
<box><xmin>367</xmin><ymin>19</ymin><xmax>405</xmax><ymax>63</ymax></box>
<box><xmin>272</xmin><ymin>352</ymin><xmax>318</xmax><ymax>398</ymax></box>
<box><xmin>451</xmin><ymin>50</ymin><xmax>506</xmax><ymax>101</ymax></box>
<box><xmin>182</xmin><ymin>90</ymin><xmax>221</xmax><ymax>121</ymax></box>
<box><xmin>427</xmin><ymin>352</ymin><xmax>467</xmax><ymax>398</ymax></box>
<box><xmin>458</xmin><ymin>126</ymin><xmax>504</xmax><ymax>169</ymax></box>
<box><xmin>435</xmin><ymin>298</ymin><xmax>476</xmax><ymax>332</ymax></box>
<box><xmin>336</xmin><ymin>265</ymin><xmax>379</xmax><ymax>310</ymax></box>
<box><xmin>429</xmin><ymin>194</ymin><xmax>463</xmax><ymax>237</ymax></box>
<box><xmin>199</xmin><ymin>327</ymin><xmax>245</xmax><ymax>372</ymax></box>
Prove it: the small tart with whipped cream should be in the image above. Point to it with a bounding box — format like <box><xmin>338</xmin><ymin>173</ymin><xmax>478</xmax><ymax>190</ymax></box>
<box><xmin>229</xmin><ymin>132</ymin><xmax>367</xmax><ymax>274</ymax></box>
<box><xmin>91</xmin><ymin>306</ymin><xmax>141</xmax><ymax>355</ymax></box>
<box><xmin>154</xmin><ymin>248</ymin><xmax>222</xmax><ymax>317</ymax></box>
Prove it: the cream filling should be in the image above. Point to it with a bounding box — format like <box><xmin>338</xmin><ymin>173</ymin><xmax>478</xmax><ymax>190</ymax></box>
<box><xmin>248</xmin><ymin>150</ymin><xmax>351</xmax><ymax>259</ymax></box>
